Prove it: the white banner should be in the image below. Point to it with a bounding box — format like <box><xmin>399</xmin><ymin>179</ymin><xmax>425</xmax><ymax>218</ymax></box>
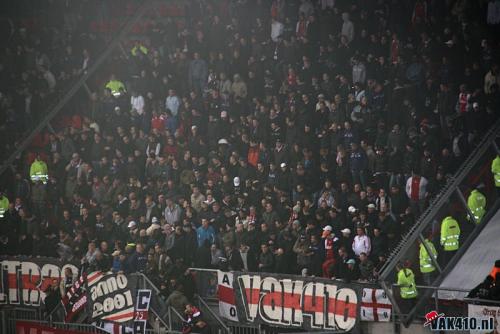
<box><xmin>217</xmin><ymin>271</ymin><xmax>239</xmax><ymax>322</ymax></box>
<box><xmin>468</xmin><ymin>304</ymin><xmax>500</xmax><ymax>334</ymax></box>
<box><xmin>360</xmin><ymin>288</ymin><xmax>391</xmax><ymax>322</ymax></box>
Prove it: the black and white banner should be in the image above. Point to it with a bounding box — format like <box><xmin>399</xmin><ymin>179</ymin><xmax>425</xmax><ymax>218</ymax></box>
<box><xmin>93</xmin><ymin>289</ymin><xmax>151</xmax><ymax>334</ymax></box>
<box><xmin>87</xmin><ymin>271</ymin><xmax>137</xmax><ymax>323</ymax></box>
<box><xmin>0</xmin><ymin>256</ymin><xmax>78</xmax><ymax>307</ymax></box>
<box><xmin>232</xmin><ymin>272</ymin><xmax>360</xmax><ymax>332</ymax></box>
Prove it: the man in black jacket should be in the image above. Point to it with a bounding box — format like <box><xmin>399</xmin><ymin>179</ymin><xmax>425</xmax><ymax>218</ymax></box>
<box><xmin>258</xmin><ymin>243</ymin><xmax>274</xmax><ymax>272</ymax></box>
<box><xmin>44</xmin><ymin>279</ymin><xmax>61</xmax><ymax>317</ymax></box>
<box><xmin>239</xmin><ymin>242</ymin><xmax>258</xmax><ymax>272</ymax></box>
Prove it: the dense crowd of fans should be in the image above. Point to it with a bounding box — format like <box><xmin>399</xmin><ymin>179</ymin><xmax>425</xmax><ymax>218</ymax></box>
<box><xmin>1</xmin><ymin>0</ymin><xmax>500</xmax><ymax>311</ymax></box>
<box><xmin>0</xmin><ymin>0</ymin><xmax>111</xmax><ymax>161</ymax></box>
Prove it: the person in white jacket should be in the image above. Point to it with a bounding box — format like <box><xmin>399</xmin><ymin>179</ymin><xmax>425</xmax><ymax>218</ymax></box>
<box><xmin>271</xmin><ymin>18</ymin><xmax>284</xmax><ymax>42</ymax></box>
<box><xmin>341</xmin><ymin>12</ymin><xmax>354</xmax><ymax>43</ymax></box>
<box><xmin>352</xmin><ymin>227</ymin><xmax>371</xmax><ymax>256</ymax></box>
<box><xmin>130</xmin><ymin>91</ymin><xmax>145</xmax><ymax>115</ymax></box>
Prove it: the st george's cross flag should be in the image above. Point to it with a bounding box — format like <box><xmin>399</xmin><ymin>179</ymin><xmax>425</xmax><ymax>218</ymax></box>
<box><xmin>360</xmin><ymin>288</ymin><xmax>392</xmax><ymax>322</ymax></box>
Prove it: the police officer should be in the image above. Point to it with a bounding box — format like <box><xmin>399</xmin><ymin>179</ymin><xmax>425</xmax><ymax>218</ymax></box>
<box><xmin>419</xmin><ymin>234</ymin><xmax>438</xmax><ymax>285</ymax></box>
<box><xmin>29</xmin><ymin>154</ymin><xmax>49</xmax><ymax>184</ymax></box>
<box><xmin>105</xmin><ymin>74</ymin><xmax>126</xmax><ymax>97</ymax></box>
<box><xmin>467</xmin><ymin>185</ymin><xmax>486</xmax><ymax>224</ymax></box>
<box><xmin>397</xmin><ymin>261</ymin><xmax>418</xmax><ymax>313</ymax></box>
<box><xmin>491</xmin><ymin>155</ymin><xmax>500</xmax><ymax>196</ymax></box>
<box><xmin>131</xmin><ymin>40</ymin><xmax>148</xmax><ymax>57</ymax></box>
<box><xmin>0</xmin><ymin>191</ymin><xmax>9</xmax><ymax>219</ymax></box>
<box><xmin>440</xmin><ymin>216</ymin><xmax>460</xmax><ymax>265</ymax></box>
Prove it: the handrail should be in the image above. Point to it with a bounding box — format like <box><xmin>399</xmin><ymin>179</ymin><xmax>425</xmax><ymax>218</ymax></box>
<box><xmin>188</xmin><ymin>267</ymin><xmax>218</xmax><ymax>273</ymax></box>
<box><xmin>379</xmin><ymin>118</ymin><xmax>500</xmax><ymax>280</ymax></box>
<box><xmin>149</xmin><ymin>305</ymin><xmax>174</xmax><ymax>332</ymax></box>
<box><xmin>0</xmin><ymin>0</ymin><xmax>155</xmax><ymax>176</ymax></box>
<box><xmin>463</xmin><ymin>298</ymin><xmax>500</xmax><ymax>306</ymax></box>
<box><xmin>195</xmin><ymin>294</ymin><xmax>231</xmax><ymax>334</ymax></box>
<box><xmin>131</xmin><ymin>272</ymin><xmax>162</xmax><ymax>294</ymax></box>
<box><xmin>391</xmin><ymin>284</ymin><xmax>470</xmax><ymax>293</ymax></box>
<box><xmin>130</xmin><ymin>272</ymin><xmax>172</xmax><ymax>331</ymax></box>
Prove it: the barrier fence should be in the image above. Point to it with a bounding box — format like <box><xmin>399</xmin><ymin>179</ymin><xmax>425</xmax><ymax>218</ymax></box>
<box><xmin>376</xmin><ymin>119</ymin><xmax>500</xmax><ymax>326</ymax></box>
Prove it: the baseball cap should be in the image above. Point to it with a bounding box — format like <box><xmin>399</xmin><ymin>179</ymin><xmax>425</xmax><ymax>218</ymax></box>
<box><xmin>280</xmin><ymin>162</ymin><xmax>287</xmax><ymax>168</ymax></box>
<box><xmin>367</xmin><ymin>203</ymin><xmax>376</xmax><ymax>209</ymax></box>
<box><xmin>128</xmin><ymin>221</ymin><xmax>137</xmax><ymax>228</ymax></box>
<box><xmin>323</xmin><ymin>225</ymin><xmax>333</xmax><ymax>232</ymax></box>
<box><xmin>218</xmin><ymin>138</ymin><xmax>229</xmax><ymax>145</ymax></box>
<box><xmin>341</xmin><ymin>228</ymin><xmax>351</xmax><ymax>234</ymax></box>
<box><xmin>347</xmin><ymin>259</ymin><xmax>356</xmax><ymax>265</ymax></box>
<box><xmin>348</xmin><ymin>206</ymin><xmax>357</xmax><ymax>213</ymax></box>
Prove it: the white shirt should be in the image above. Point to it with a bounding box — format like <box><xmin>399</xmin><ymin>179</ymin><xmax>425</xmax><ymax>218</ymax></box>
<box><xmin>131</xmin><ymin>95</ymin><xmax>145</xmax><ymax>115</ymax></box>
<box><xmin>165</xmin><ymin>95</ymin><xmax>180</xmax><ymax>117</ymax></box>
<box><xmin>44</xmin><ymin>70</ymin><xmax>57</xmax><ymax>91</ymax></box>
<box><xmin>352</xmin><ymin>235</ymin><xmax>371</xmax><ymax>256</ymax></box>
<box><xmin>271</xmin><ymin>21</ymin><xmax>284</xmax><ymax>42</ymax></box>
<box><xmin>341</xmin><ymin>20</ymin><xmax>354</xmax><ymax>43</ymax></box>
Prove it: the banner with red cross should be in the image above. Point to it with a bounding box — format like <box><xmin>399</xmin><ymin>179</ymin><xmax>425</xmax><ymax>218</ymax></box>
<box><xmin>360</xmin><ymin>288</ymin><xmax>392</xmax><ymax>322</ymax></box>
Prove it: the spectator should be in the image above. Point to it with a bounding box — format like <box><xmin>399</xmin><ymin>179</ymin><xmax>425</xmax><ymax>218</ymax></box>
<box><xmin>405</xmin><ymin>171</ymin><xmax>428</xmax><ymax>217</ymax></box>
<box><xmin>43</xmin><ymin>279</ymin><xmax>61</xmax><ymax>316</ymax></box>
<box><xmin>0</xmin><ymin>0</ymin><xmax>499</xmax><ymax>300</ymax></box>
<box><xmin>197</xmin><ymin>219</ymin><xmax>216</xmax><ymax>248</ymax></box>
<box><xmin>358</xmin><ymin>252</ymin><xmax>375</xmax><ymax>281</ymax></box>
<box><xmin>352</xmin><ymin>227</ymin><xmax>371</xmax><ymax>256</ymax></box>
<box><xmin>258</xmin><ymin>243</ymin><xmax>275</xmax><ymax>272</ymax></box>
<box><xmin>166</xmin><ymin>284</ymin><xmax>189</xmax><ymax>315</ymax></box>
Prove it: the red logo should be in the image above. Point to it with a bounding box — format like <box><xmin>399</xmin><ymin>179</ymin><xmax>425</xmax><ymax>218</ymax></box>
<box><xmin>424</xmin><ymin>310</ymin><xmax>445</xmax><ymax>326</ymax></box>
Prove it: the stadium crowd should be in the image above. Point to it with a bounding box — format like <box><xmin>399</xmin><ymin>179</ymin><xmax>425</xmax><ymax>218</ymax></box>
<box><xmin>1</xmin><ymin>0</ymin><xmax>500</xmax><ymax>311</ymax></box>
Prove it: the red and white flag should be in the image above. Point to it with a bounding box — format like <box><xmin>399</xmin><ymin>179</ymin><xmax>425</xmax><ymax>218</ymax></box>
<box><xmin>360</xmin><ymin>288</ymin><xmax>392</xmax><ymax>322</ymax></box>
<box><xmin>217</xmin><ymin>271</ymin><xmax>239</xmax><ymax>322</ymax></box>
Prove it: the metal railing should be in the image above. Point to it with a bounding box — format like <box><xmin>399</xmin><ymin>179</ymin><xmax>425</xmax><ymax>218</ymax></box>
<box><xmin>463</xmin><ymin>298</ymin><xmax>500</xmax><ymax>306</ymax></box>
<box><xmin>168</xmin><ymin>305</ymin><xmax>187</xmax><ymax>332</ymax></box>
<box><xmin>378</xmin><ymin>118</ymin><xmax>500</xmax><ymax>326</ymax></box>
<box><xmin>188</xmin><ymin>267</ymin><xmax>219</xmax><ymax>301</ymax></box>
<box><xmin>131</xmin><ymin>273</ymin><xmax>171</xmax><ymax>330</ymax></box>
<box><xmin>0</xmin><ymin>0</ymin><xmax>156</xmax><ymax>176</ymax></box>
<box><xmin>195</xmin><ymin>294</ymin><xmax>231</xmax><ymax>334</ymax></box>
<box><xmin>379</xmin><ymin>118</ymin><xmax>500</xmax><ymax>279</ymax></box>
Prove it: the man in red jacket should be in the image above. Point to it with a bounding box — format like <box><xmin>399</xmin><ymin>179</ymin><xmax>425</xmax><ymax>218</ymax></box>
<box><xmin>322</xmin><ymin>225</ymin><xmax>339</xmax><ymax>277</ymax></box>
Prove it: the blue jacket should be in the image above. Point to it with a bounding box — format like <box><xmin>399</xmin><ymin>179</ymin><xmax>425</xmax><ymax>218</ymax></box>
<box><xmin>126</xmin><ymin>251</ymin><xmax>148</xmax><ymax>273</ymax></box>
<box><xmin>350</xmin><ymin>149</ymin><xmax>367</xmax><ymax>171</ymax></box>
<box><xmin>112</xmin><ymin>257</ymin><xmax>123</xmax><ymax>273</ymax></box>
<box><xmin>196</xmin><ymin>225</ymin><xmax>216</xmax><ymax>247</ymax></box>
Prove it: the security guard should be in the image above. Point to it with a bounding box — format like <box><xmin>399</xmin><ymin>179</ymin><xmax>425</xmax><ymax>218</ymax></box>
<box><xmin>419</xmin><ymin>235</ymin><xmax>438</xmax><ymax>285</ymax></box>
<box><xmin>467</xmin><ymin>186</ymin><xmax>486</xmax><ymax>224</ymax></box>
<box><xmin>131</xmin><ymin>40</ymin><xmax>148</xmax><ymax>57</ymax></box>
<box><xmin>397</xmin><ymin>261</ymin><xmax>418</xmax><ymax>313</ymax></box>
<box><xmin>491</xmin><ymin>155</ymin><xmax>500</xmax><ymax>195</ymax></box>
<box><xmin>29</xmin><ymin>154</ymin><xmax>49</xmax><ymax>184</ymax></box>
<box><xmin>0</xmin><ymin>192</ymin><xmax>9</xmax><ymax>219</ymax></box>
<box><xmin>440</xmin><ymin>216</ymin><xmax>460</xmax><ymax>264</ymax></box>
<box><xmin>105</xmin><ymin>74</ymin><xmax>126</xmax><ymax>97</ymax></box>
